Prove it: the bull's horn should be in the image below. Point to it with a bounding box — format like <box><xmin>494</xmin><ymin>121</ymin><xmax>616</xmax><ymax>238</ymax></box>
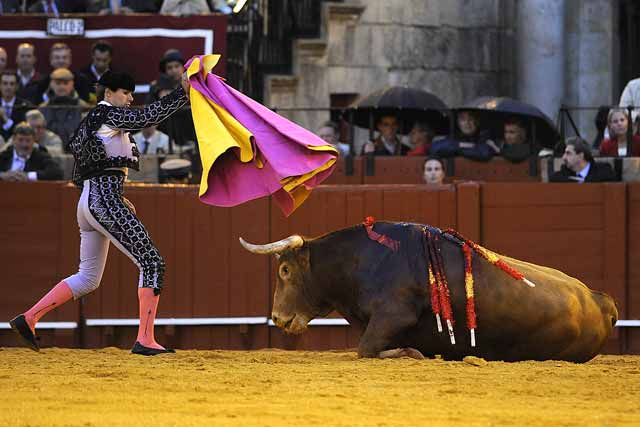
<box><xmin>239</xmin><ymin>235</ymin><xmax>304</xmax><ymax>254</ymax></box>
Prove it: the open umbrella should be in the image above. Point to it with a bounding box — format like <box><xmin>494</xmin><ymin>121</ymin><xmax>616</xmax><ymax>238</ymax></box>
<box><xmin>458</xmin><ymin>96</ymin><xmax>559</xmax><ymax>148</ymax></box>
<box><xmin>345</xmin><ymin>86</ymin><xmax>449</xmax><ymax>134</ymax></box>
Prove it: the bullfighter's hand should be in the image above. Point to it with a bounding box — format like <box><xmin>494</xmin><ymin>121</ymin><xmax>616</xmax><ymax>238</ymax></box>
<box><xmin>122</xmin><ymin>197</ymin><xmax>137</xmax><ymax>215</ymax></box>
<box><xmin>181</xmin><ymin>72</ymin><xmax>191</xmax><ymax>98</ymax></box>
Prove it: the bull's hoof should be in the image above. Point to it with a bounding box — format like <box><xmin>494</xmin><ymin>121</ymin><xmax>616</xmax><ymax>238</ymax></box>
<box><xmin>379</xmin><ymin>347</ymin><xmax>425</xmax><ymax>360</ymax></box>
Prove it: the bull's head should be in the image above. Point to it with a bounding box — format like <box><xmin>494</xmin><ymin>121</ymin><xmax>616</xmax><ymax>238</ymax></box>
<box><xmin>240</xmin><ymin>235</ymin><xmax>323</xmax><ymax>334</ymax></box>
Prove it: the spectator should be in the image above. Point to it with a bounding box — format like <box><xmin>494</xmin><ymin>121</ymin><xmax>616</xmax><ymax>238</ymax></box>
<box><xmin>28</xmin><ymin>0</ymin><xmax>86</xmax><ymax>13</ymax></box>
<box><xmin>620</xmin><ymin>76</ymin><xmax>640</xmax><ymax>124</ymax></box>
<box><xmin>15</xmin><ymin>43</ymin><xmax>42</xmax><ymax>105</ymax></box>
<box><xmin>1</xmin><ymin>70</ymin><xmax>32</xmax><ymax>141</ymax></box>
<box><xmin>0</xmin><ymin>46</ymin><xmax>6</xmax><ymax>73</ymax></box>
<box><xmin>361</xmin><ymin>114</ymin><xmax>411</xmax><ymax>156</ymax></box>
<box><xmin>161</xmin><ymin>0</ymin><xmax>210</xmax><ymax>15</ymax></box>
<box><xmin>549</xmin><ymin>137</ymin><xmax>616</xmax><ymax>183</ymax></box>
<box><xmin>25</xmin><ymin>109</ymin><xmax>64</xmax><ymax>154</ymax></box>
<box><xmin>430</xmin><ymin>110</ymin><xmax>497</xmax><ymax>161</ymax></box>
<box><xmin>151</xmin><ymin>55</ymin><xmax>196</xmax><ymax>151</ymax></box>
<box><xmin>35</xmin><ymin>43</ymin><xmax>91</xmax><ymax>104</ymax></box>
<box><xmin>407</xmin><ymin>121</ymin><xmax>435</xmax><ymax>156</ymax></box>
<box><xmin>132</xmin><ymin>125</ymin><xmax>169</xmax><ymax>155</ymax></box>
<box><xmin>0</xmin><ymin>1</ymin><xmax>24</xmax><ymax>13</ymax></box>
<box><xmin>159</xmin><ymin>158</ymin><xmax>192</xmax><ymax>184</ymax></box>
<box><xmin>317</xmin><ymin>121</ymin><xmax>349</xmax><ymax>156</ymax></box>
<box><xmin>592</xmin><ymin>106</ymin><xmax>610</xmax><ymax>150</ymax></box>
<box><xmin>88</xmin><ymin>0</ymin><xmax>161</xmax><ymax>14</ymax></box>
<box><xmin>422</xmin><ymin>156</ymin><xmax>445</xmax><ymax>185</ymax></box>
<box><xmin>599</xmin><ymin>108</ymin><xmax>640</xmax><ymax>157</ymax></box>
<box><xmin>0</xmin><ymin>121</ymin><xmax>63</xmax><ymax>181</ymax></box>
<box><xmin>39</xmin><ymin>68</ymin><xmax>90</xmax><ymax>150</ymax></box>
<box><xmin>79</xmin><ymin>40</ymin><xmax>113</xmax><ymax>98</ymax></box>
<box><xmin>147</xmin><ymin>49</ymin><xmax>184</xmax><ymax>104</ymax></box>
<box><xmin>499</xmin><ymin>118</ymin><xmax>532</xmax><ymax>163</ymax></box>
<box><xmin>210</xmin><ymin>0</ymin><xmax>232</xmax><ymax>14</ymax></box>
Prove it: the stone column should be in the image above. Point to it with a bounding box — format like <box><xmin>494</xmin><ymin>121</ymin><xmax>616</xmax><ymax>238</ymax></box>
<box><xmin>517</xmin><ymin>0</ymin><xmax>566</xmax><ymax>120</ymax></box>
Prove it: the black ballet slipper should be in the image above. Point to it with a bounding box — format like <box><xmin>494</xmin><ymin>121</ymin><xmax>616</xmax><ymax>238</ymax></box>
<box><xmin>9</xmin><ymin>315</ymin><xmax>40</xmax><ymax>352</ymax></box>
<box><xmin>131</xmin><ymin>341</ymin><xmax>176</xmax><ymax>356</ymax></box>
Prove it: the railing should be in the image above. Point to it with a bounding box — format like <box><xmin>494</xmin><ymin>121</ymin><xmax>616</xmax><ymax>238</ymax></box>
<box><xmin>226</xmin><ymin>0</ymin><xmax>341</xmax><ymax>102</ymax></box>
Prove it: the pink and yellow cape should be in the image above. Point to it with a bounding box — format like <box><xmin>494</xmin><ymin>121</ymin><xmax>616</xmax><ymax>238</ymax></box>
<box><xmin>186</xmin><ymin>55</ymin><xmax>338</xmax><ymax>216</ymax></box>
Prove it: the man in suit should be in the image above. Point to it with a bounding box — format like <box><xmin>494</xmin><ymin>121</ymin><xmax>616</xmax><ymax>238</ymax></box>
<box><xmin>78</xmin><ymin>40</ymin><xmax>113</xmax><ymax>98</ymax></box>
<box><xmin>549</xmin><ymin>137</ymin><xmax>616</xmax><ymax>183</ymax></box>
<box><xmin>0</xmin><ymin>121</ymin><xmax>63</xmax><ymax>181</ymax></box>
<box><xmin>16</xmin><ymin>43</ymin><xmax>42</xmax><ymax>105</ymax></box>
<box><xmin>0</xmin><ymin>71</ymin><xmax>32</xmax><ymax>141</ymax></box>
<box><xmin>361</xmin><ymin>114</ymin><xmax>411</xmax><ymax>156</ymax></box>
<box><xmin>27</xmin><ymin>0</ymin><xmax>86</xmax><ymax>13</ymax></box>
<box><xmin>35</xmin><ymin>43</ymin><xmax>92</xmax><ymax>104</ymax></box>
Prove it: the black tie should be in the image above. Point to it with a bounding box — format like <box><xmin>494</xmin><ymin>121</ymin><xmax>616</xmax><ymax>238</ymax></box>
<box><xmin>142</xmin><ymin>140</ymin><xmax>149</xmax><ymax>154</ymax></box>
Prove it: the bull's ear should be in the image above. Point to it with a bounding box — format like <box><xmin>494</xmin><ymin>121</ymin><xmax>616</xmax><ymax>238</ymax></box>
<box><xmin>298</xmin><ymin>247</ymin><xmax>310</xmax><ymax>269</ymax></box>
<box><xmin>275</xmin><ymin>253</ymin><xmax>281</xmax><ymax>260</ymax></box>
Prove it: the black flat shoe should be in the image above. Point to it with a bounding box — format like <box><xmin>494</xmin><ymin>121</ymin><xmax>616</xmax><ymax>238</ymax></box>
<box><xmin>9</xmin><ymin>315</ymin><xmax>39</xmax><ymax>352</ymax></box>
<box><xmin>131</xmin><ymin>341</ymin><xmax>176</xmax><ymax>356</ymax></box>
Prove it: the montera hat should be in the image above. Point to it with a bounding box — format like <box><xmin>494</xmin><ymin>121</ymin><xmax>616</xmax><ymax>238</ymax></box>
<box><xmin>97</xmin><ymin>71</ymin><xmax>135</xmax><ymax>92</ymax></box>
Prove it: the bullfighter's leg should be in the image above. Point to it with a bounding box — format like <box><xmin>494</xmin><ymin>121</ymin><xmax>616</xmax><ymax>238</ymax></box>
<box><xmin>358</xmin><ymin>303</ymin><xmax>422</xmax><ymax>359</ymax></box>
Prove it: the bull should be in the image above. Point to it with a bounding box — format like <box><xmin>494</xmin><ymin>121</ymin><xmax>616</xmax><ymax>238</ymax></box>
<box><xmin>240</xmin><ymin>221</ymin><xmax>618</xmax><ymax>362</ymax></box>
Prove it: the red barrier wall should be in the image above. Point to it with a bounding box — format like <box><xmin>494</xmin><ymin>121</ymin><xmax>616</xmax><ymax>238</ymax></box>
<box><xmin>0</xmin><ymin>181</ymin><xmax>635</xmax><ymax>354</ymax></box>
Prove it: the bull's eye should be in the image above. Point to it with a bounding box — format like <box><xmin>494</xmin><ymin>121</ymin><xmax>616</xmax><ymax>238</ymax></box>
<box><xmin>279</xmin><ymin>264</ymin><xmax>291</xmax><ymax>279</ymax></box>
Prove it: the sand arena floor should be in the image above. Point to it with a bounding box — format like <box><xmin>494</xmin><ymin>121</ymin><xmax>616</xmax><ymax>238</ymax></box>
<box><xmin>0</xmin><ymin>348</ymin><xmax>638</xmax><ymax>427</ymax></box>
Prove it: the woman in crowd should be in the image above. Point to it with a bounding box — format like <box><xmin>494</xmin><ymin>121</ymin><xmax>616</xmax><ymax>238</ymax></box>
<box><xmin>599</xmin><ymin>108</ymin><xmax>640</xmax><ymax>157</ymax></box>
<box><xmin>422</xmin><ymin>156</ymin><xmax>445</xmax><ymax>185</ymax></box>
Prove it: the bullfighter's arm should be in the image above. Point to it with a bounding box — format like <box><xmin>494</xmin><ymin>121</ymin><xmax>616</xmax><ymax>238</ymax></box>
<box><xmin>102</xmin><ymin>86</ymin><xmax>189</xmax><ymax>131</ymax></box>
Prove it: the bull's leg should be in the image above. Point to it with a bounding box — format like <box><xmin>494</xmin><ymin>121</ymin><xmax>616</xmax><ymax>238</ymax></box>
<box><xmin>379</xmin><ymin>348</ymin><xmax>425</xmax><ymax>360</ymax></box>
<box><xmin>358</xmin><ymin>306</ymin><xmax>419</xmax><ymax>359</ymax></box>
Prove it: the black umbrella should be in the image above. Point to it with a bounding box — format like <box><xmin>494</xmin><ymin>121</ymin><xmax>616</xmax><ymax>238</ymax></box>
<box><xmin>458</xmin><ymin>96</ymin><xmax>559</xmax><ymax>148</ymax></box>
<box><xmin>345</xmin><ymin>86</ymin><xmax>449</xmax><ymax>134</ymax></box>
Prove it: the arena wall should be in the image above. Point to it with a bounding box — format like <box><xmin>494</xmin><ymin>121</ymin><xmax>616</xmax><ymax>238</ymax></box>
<box><xmin>0</xmin><ymin>180</ymin><xmax>635</xmax><ymax>353</ymax></box>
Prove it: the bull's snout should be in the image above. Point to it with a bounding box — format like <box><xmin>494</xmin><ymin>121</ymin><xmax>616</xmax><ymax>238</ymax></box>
<box><xmin>271</xmin><ymin>312</ymin><xmax>291</xmax><ymax>329</ymax></box>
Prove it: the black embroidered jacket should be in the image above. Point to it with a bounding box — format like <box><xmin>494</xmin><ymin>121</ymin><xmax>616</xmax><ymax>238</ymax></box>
<box><xmin>69</xmin><ymin>86</ymin><xmax>189</xmax><ymax>185</ymax></box>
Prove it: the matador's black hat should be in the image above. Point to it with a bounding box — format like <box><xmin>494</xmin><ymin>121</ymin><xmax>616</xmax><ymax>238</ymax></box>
<box><xmin>97</xmin><ymin>71</ymin><xmax>135</xmax><ymax>92</ymax></box>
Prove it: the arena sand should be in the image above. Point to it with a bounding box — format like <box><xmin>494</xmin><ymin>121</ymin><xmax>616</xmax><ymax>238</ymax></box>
<box><xmin>0</xmin><ymin>348</ymin><xmax>638</xmax><ymax>427</ymax></box>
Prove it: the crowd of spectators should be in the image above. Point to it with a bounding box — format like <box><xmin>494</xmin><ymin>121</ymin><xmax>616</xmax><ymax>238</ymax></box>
<box><xmin>0</xmin><ymin>35</ymin><xmax>198</xmax><ymax>182</ymax></box>
<box><xmin>0</xmin><ymin>1</ymin><xmax>235</xmax><ymax>15</ymax></box>
<box><xmin>2</xmin><ymin>2</ymin><xmax>640</xmax><ymax>185</ymax></box>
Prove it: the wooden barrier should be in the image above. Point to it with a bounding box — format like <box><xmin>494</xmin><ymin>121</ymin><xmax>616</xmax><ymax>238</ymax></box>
<box><xmin>0</xmin><ymin>181</ymin><xmax>637</xmax><ymax>353</ymax></box>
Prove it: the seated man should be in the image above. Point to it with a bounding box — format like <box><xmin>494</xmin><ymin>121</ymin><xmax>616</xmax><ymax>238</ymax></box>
<box><xmin>361</xmin><ymin>114</ymin><xmax>411</xmax><ymax>156</ymax></box>
<box><xmin>499</xmin><ymin>117</ymin><xmax>533</xmax><ymax>163</ymax></box>
<box><xmin>549</xmin><ymin>137</ymin><xmax>616</xmax><ymax>183</ymax></box>
<box><xmin>39</xmin><ymin>68</ymin><xmax>90</xmax><ymax>150</ymax></box>
<box><xmin>1</xmin><ymin>70</ymin><xmax>32</xmax><ymax>141</ymax></box>
<box><xmin>25</xmin><ymin>109</ymin><xmax>64</xmax><ymax>154</ymax></box>
<box><xmin>430</xmin><ymin>110</ymin><xmax>497</xmax><ymax>161</ymax></box>
<box><xmin>0</xmin><ymin>122</ymin><xmax>63</xmax><ymax>181</ymax></box>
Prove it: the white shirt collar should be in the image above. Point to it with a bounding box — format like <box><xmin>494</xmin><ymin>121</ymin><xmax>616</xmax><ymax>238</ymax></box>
<box><xmin>90</xmin><ymin>64</ymin><xmax>108</xmax><ymax>80</ymax></box>
<box><xmin>99</xmin><ymin>100</ymin><xmax>113</xmax><ymax>106</ymax></box>
<box><xmin>2</xmin><ymin>97</ymin><xmax>16</xmax><ymax>107</ymax></box>
<box><xmin>13</xmin><ymin>148</ymin><xmax>30</xmax><ymax>163</ymax></box>
<box><xmin>577</xmin><ymin>162</ymin><xmax>591</xmax><ymax>179</ymax></box>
